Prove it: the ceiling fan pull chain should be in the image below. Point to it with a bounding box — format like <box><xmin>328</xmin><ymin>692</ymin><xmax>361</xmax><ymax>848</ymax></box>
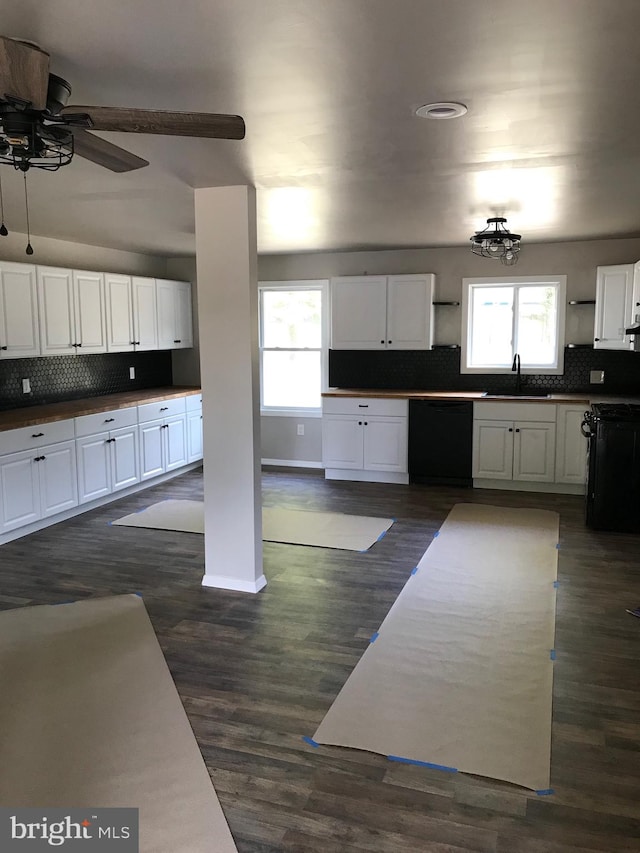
<box><xmin>0</xmin><ymin>172</ymin><xmax>7</xmax><ymax>236</ymax></box>
<box><xmin>23</xmin><ymin>171</ymin><xmax>33</xmax><ymax>255</ymax></box>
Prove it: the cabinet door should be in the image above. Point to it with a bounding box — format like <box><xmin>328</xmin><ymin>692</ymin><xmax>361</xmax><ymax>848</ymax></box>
<box><xmin>139</xmin><ymin>421</ymin><xmax>164</xmax><ymax>480</ymax></box>
<box><xmin>330</xmin><ymin>276</ymin><xmax>387</xmax><ymax>349</ymax></box>
<box><xmin>132</xmin><ymin>276</ymin><xmax>158</xmax><ymax>351</ymax></box>
<box><xmin>594</xmin><ymin>265</ymin><xmax>634</xmax><ymax>350</ymax></box>
<box><xmin>0</xmin><ymin>450</ymin><xmax>40</xmax><ymax>532</ymax></box>
<box><xmin>363</xmin><ymin>416</ymin><xmax>408</xmax><ymax>472</ymax></box>
<box><xmin>175</xmin><ymin>281</ymin><xmax>193</xmax><ymax>348</ymax></box>
<box><xmin>37</xmin><ymin>266</ymin><xmax>76</xmax><ymax>356</ymax></box>
<box><xmin>0</xmin><ymin>262</ymin><xmax>40</xmax><ymax>359</ymax></box>
<box><xmin>73</xmin><ymin>270</ymin><xmax>106</xmax><ymax>353</ymax></box>
<box><xmin>513</xmin><ymin>422</ymin><xmax>556</xmax><ymax>483</ymax></box>
<box><xmin>386</xmin><ymin>274</ymin><xmax>434</xmax><ymax>350</ymax></box>
<box><xmin>76</xmin><ymin>433</ymin><xmax>111</xmax><ymax>504</ymax></box>
<box><xmin>322</xmin><ymin>414</ymin><xmax>364</xmax><ymax>469</ymax></box>
<box><xmin>473</xmin><ymin>420</ymin><xmax>514</xmax><ymax>479</ymax></box>
<box><xmin>555</xmin><ymin>406</ymin><xmax>588</xmax><ymax>485</ymax></box>
<box><xmin>156</xmin><ymin>279</ymin><xmax>178</xmax><ymax>349</ymax></box>
<box><xmin>110</xmin><ymin>426</ymin><xmax>140</xmax><ymax>491</ymax></box>
<box><xmin>187</xmin><ymin>410</ymin><xmax>203</xmax><ymax>463</ymax></box>
<box><xmin>164</xmin><ymin>414</ymin><xmax>188</xmax><ymax>471</ymax></box>
<box><xmin>39</xmin><ymin>440</ymin><xmax>78</xmax><ymax>517</ymax></box>
<box><xmin>105</xmin><ymin>274</ymin><xmax>135</xmax><ymax>352</ymax></box>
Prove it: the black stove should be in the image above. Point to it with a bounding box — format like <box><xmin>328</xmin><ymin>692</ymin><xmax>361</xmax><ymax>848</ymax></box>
<box><xmin>590</xmin><ymin>402</ymin><xmax>640</xmax><ymax>421</ymax></box>
<box><xmin>582</xmin><ymin>403</ymin><xmax>640</xmax><ymax>532</ymax></box>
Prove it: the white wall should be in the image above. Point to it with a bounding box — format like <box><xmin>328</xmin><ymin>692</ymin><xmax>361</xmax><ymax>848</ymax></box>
<box><xmin>0</xmin><ymin>231</ymin><xmax>167</xmax><ymax>276</ymax></box>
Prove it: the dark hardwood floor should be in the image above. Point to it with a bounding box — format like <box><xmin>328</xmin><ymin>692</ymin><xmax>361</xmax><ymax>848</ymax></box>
<box><xmin>1</xmin><ymin>467</ymin><xmax>640</xmax><ymax>852</ymax></box>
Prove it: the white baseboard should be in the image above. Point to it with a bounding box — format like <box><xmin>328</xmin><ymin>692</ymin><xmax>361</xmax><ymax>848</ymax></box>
<box><xmin>201</xmin><ymin>573</ymin><xmax>268</xmax><ymax>594</ymax></box>
<box><xmin>262</xmin><ymin>458</ymin><xmax>323</xmax><ymax>469</ymax></box>
<box><xmin>473</xmin><ymin>478</ymin><xmax>585</xmax><ymax>495</ymax></box>
<box><xmin>324</xmin><ymin>468</ymin><xmax>409</xmax><ymax>485</ymax></box>
<box><xmin>0</xmin><ymin>462</ymin><xmax>202</xmax><ymax>546</ymax></box>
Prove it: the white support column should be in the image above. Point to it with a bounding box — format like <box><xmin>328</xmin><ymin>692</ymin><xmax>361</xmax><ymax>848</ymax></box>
<box><xmin>194</xmin><ymin>186</ymin><xmax>266</xmax><ymax>593</ymax></box>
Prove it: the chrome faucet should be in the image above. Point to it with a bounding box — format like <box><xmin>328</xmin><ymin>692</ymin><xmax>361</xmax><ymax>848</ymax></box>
<box><xmin>511</xmin><ymin>353</ymin><xmax>522</xmax><ymax>395</ymax></box>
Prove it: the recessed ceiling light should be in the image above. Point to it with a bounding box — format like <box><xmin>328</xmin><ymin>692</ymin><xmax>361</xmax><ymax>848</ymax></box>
<box><xmin>415</xmin><ymin>102</ymin><xmax>468</xmax><ymax>120</ymax></box>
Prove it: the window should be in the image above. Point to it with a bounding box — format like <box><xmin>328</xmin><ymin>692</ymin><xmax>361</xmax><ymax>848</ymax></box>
<box><xmin>258</xmin><ymin>280</ymin><xmax>328</xmax><ymax>414</ymax></box>
<box><xmin>461</xmin><ymin>276</ymin><xmax>566</xmax><ymax>374</ymax></box>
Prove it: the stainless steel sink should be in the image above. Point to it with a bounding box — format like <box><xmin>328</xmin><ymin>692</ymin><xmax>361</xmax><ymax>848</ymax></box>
<box><xmin>481</xmin><ymin>392</ymin><xmax>552</xmax><ymax>399</ymax></box>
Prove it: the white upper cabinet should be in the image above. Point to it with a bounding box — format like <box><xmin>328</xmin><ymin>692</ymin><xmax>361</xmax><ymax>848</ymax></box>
<box><xmin>330</xmin><ymin>274</ymin><xmax>434</xmax><ymax>349</ymax></box>
<box><xmin>594</xmin><ymin>264</ymin><xmax>634</xmax><ymax>350</ymax></box>
<box><xmin>105</xmin><ymin>273</ymin><xmax>135</xmax><ymax>352</ymax></box>
<box><xmin>0</xmin><ymin>262</ymin><xmax>40</xmax><ymax>359</ymax></box>
<box><xmin>156</xmin><ymin>279</ymin><xmax>193</xmax><ymax>349</ymax></box>
<box><xmin>132</xmin><ymin>276</ymin><xmax>158</xmax><ymax>351</ymax></box>
<box><xmin>38</xmin><ymin>268</ymin><xmax>107</xmax><ymax>356</ymax></box>
<box><xmin>106</xmin><ymin>274</ymin><xmax>158</xmax><ymax>352</ymax></box>
<box><xmin>73</xmin><ymin>271</ymin><xmax>107</xmax><ymax>353</ymax></box>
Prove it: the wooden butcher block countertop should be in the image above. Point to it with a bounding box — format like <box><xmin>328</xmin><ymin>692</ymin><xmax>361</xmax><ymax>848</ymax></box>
<box><xmin>0</xmin><ymin>386</ymin><xmax>201</xmax><ymax>432</ymax></box>
<box><xmin>322</xmin><ymin>388</ymin><xmax>592</xmax><ymax>404</ymax></box>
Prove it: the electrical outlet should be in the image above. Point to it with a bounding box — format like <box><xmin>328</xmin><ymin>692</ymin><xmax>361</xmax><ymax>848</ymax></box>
<box><xmin>129</xmin><ymin>366</ymin><xmax>135</xmax><ymax>379</ymax></box>
<box><xmin>22</xmin><ymin>378</ymin><xmax>31</xmax><ymax>394</ymax></box>
<box><xmin>297</xmin><ymin>424</ymin><xmax>305</xmax><ymax>436</ymax></box>
<box><xmin>590</xmin><ymin>370</ymin><xmax>605</xmax><ymax>384</ymax></box>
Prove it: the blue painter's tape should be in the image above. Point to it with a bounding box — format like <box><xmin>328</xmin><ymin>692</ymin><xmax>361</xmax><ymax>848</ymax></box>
<box><xmin>134</xmin><ymin>592</ymin><xmax>143</xmax><ymax>598</ymax></box>
<box><xmin>136</xmin><ymin>507</ymin><xmax>148</xmax><ymax>514</ymax></box>
<box><xmin>387</xmin><ymin>755</ymin><xmax>457</xmax><ymax>773</ymax></box>
<box><xmin>556</xmin><ymin>543</ymin><xmax>560</xmax><ymax>549</ymax></box>
<box><xmin>550</xmin><ymin>649</ymin><xmax>556</xmax><ymax>660</ymax></box>
<box><xmin>536</xmin><ymin>788</ymin><xmax>555</xmax><ymax>796</ymax></box>
<box><xmin>433</xmin><ymin>530</ymin><xmax>440</xmax><ymax>538</ymax></box>
<box><xmin>553</xmin><ymin>580</ymin><xmax>560</xmax><ymax>588</ymax></box>
<box><xmin>53</xmin><ymin>601</ymin><xmax>74</xmax><ymax>606</ymax></box>
<box><xmin>302</xmin><ymin>736</ymin><xmax>319</xmax><ymax>748</ymax></box>
<box><xmin>370</xmin><ymin>631</ymin><xmax>379</xmax><ymax>643</ymax></box>
<box><xmin>376</xmin><ymin>530</ymin><xmax>388</xmax><ymax>542</ymax></box>
<box><xmin>107</xmin><ymin>521</ymin><xmax>113</xmax><ymax>526</ymax></box>
<box><xmin>411</xmin><ymin>566</ymin><xmax>419</xmax><ymax>576</ymax></box>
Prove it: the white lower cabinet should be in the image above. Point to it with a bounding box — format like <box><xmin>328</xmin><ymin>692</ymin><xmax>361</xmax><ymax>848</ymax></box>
<box><xmin>555</xmin><ymin>405</ymin><xmax>589</xmax><ymax>485</ymax></box>
<box><xmin>0</xmin><ymin>393</ymin><xmax>201</xmax><ymax>543</ymax></box>
<box><xmin>0</xmin><ymin>440</ymin><xmax>78</xmax><ymax>533</ymax></box>
<box><xmin>322</xmin><ymin>396</ymin><xmax>409</xmax><ymax>483</ymax></box>
<box><xmin>77</xmin><ymin>426</ymin><xmax>140</xmax><ymax>504</ymax></box>
<box><xmin>187</xmin><ymin>409</ymin><xmax>203</xmax><ymax>463</ymax></box>
<box><xmin>139</xmin><ymin>415</ymin><xmax>187</xmax><ymax>480</ymax></box>
<box><xmin>473</xmin><ymin>402</ymin><xmax>557</xmax><ymax>484</ymax></box>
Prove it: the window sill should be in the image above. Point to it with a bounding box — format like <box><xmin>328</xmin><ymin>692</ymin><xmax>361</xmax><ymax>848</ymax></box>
<box><xmin>260</xmin><ymin>409</ymin><xmax>322</xmax><ymax>418</ymax></box>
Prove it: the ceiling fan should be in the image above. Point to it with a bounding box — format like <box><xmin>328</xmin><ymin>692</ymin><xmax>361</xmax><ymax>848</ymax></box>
<box><xmin>0</xmin><ymin>36</ymin><xmax>246</xmax><ymax>173</ymax></box>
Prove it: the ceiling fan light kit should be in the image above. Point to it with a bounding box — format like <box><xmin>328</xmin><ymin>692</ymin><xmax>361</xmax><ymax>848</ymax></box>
<box><xmin>470</xmin><ymin>216</ymin><xmax>522</xmax><ymax>265</ymax></box>
<box><xmin>0</xmin><ymin>35</ymin><xmax>246</xmax><ymax>253</ymax></box>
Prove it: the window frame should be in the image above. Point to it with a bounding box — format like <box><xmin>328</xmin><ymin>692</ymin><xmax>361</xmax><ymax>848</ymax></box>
<box><xmin>461</xmin><ymin>275</ymin><xmax>566</xmax><ymax>375</ymax></box>
<box><xmin>258</xmin><ymin>279</ymin><xmax>329</xmax><ymax>417</ymax></box>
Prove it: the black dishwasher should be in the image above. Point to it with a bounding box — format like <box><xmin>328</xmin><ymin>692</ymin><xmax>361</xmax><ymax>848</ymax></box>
<box><xmin>409</xmin><ymin>400</ymin><xmax>473</xmax><ymax>486</ymax></box>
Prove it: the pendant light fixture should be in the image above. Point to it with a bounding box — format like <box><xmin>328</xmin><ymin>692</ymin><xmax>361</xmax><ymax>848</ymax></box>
<box><xmin>470</xmin><ymin>217</ymin><xmax>521</xmax><ymax>265</ymax></box>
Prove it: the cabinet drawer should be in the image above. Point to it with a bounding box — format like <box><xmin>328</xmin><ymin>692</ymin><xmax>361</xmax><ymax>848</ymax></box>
<box><xmin>185</xmin><ymin>393</ymin><xmax>203</xmax><ymax>412</ymax></box>
<box><xmin>75</xmin><ymin>406</ymin><xmax>138</xmax><ymax>437</ymax></box>
<box><xmin>0</xmin><ymin>419</ymin><xmax>75</xmax><ymax>456</ymax></box>
<box><xmin>138</xmin><ymin>396</ymin><xmax>186</xmax><ymax>423</ymax></box>
<box><xmin>322</xmin><ymin>397</ymin><xmax>408</xmax><ymax>417</ymax></box>
<box><xmin>473</xmin><ymin>402</ymin><xmax>556</xmax><ymax>422</ymax></box>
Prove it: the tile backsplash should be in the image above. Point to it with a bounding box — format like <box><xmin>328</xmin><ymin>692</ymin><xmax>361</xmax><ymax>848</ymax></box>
<box><xmin>329</xmin><ymin>347</ymin><xmax>640</xmax><ymax>396</ymax></box>
<box><xmin>0</xmin><ymin>351</ymin><xmax>173</xmax><ymax>411</ymax></box>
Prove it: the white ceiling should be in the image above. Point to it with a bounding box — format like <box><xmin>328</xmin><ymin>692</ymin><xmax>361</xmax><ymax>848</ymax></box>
<box><xmin>1</xmin><ymin>0</ymin><xmax>640</xmax><ymax>258</ymax></box>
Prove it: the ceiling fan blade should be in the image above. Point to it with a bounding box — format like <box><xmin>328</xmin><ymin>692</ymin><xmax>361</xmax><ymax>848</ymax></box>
<box><xmin>70</xmin><ymin>128</ymin><xmax>149</xmax><ymax>173</ymax></box>
<box><xmin>0</xmin><ymin>36</ymin><xmax>49</xmax><ymax>110</ymax></box>
<box><xmin>61</xmin><ymin>106</ymin><xmax>245</xmax><ymax>140</ymax></box>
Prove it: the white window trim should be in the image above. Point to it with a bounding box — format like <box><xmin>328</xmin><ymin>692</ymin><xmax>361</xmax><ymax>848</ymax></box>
<box><xmin>258</xmin><ymin>279</ymin><xmax>329</xmax><ymax>417</ymax></box>
<box><xmin>461</xmin><ymin>275</ymin><xmax>566</xmax><ymax>375</ymax></box>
